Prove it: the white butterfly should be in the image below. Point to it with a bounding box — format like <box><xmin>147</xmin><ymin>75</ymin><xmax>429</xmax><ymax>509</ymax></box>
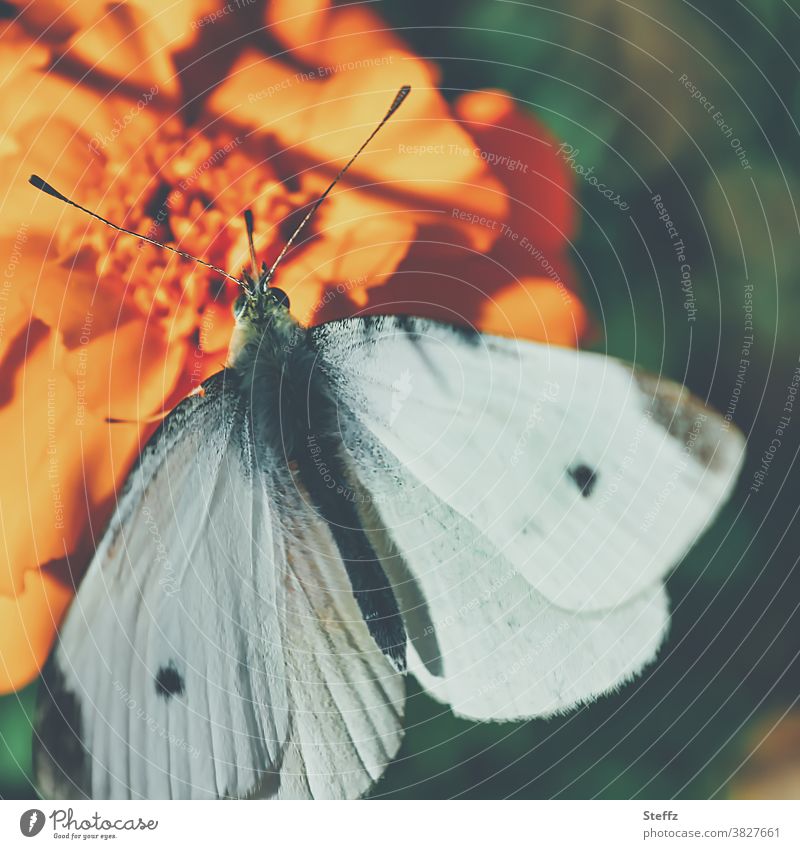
<box><xmin>30</xmin><ymin>88</ymin><xmax>744</xmax><ymax>800</ymax></box>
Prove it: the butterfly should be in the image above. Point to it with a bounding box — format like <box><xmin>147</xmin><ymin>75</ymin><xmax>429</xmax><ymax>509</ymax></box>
<box><xmin>29</xmin><ymin>86</ymin><xmax>745</xmax><ymax>800</ymax></box>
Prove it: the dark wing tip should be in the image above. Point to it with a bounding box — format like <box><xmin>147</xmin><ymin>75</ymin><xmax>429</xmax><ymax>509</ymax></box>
<box><xmin>33</xmin><ymin>660</ymin><xmax>90</xmax><ymax>800</ymax></box>
<box><xmin>633</xmin><ymin>369</ymin><xmax>746</xmax><ymax>476</ymax></box>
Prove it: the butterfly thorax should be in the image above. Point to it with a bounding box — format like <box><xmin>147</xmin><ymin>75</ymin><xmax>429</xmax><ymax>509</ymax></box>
<box><xmin>225</xmin><ymin>281</ymin><xmax>408</xmax><ymax>671</ymax></box>
<box><xmin>226</xmin><ymin>281</ymin><xmax>309</xmax><ymax>459</ymax></box>
<box><xmin>228</xmin><ymin>303</ymin><xmax>303</xmax><ymax>374</ymax></box>
<box><xmin>227</xmin><ymin>274</ymin><xmax>302</xmax><ymax>378</ymax></box>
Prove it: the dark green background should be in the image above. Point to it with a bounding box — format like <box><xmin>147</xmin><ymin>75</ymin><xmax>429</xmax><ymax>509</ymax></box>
<box><xmin>2</xmin><ymin>0</ymin><xmax>799</xmax><ymax>799</ymax></box>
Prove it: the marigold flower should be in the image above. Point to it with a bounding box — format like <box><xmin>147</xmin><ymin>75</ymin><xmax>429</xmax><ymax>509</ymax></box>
<box><xmin>0</xmin><ymin>0</ymin><xmax>584</xmax><ymax>692</ymax></box>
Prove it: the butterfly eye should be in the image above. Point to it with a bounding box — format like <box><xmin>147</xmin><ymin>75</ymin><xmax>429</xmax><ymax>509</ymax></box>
<box><xmin>270</xmin><ymin>288</ymin><xmax>290</xmax><ymax>310</ymax></box>
<box><xmin>233</xmin><ymin>293</ymin><xmax>248</xmax><ymax>319</ymax></box>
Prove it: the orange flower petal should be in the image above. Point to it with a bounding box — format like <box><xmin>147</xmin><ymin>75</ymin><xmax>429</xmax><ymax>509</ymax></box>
<box><xmin>5</xmin><ymin>1</ymin><xmax>99</xmax><ymax>46</ymax></box>
<box><xmin>730</xmin><ymin>711</ymin><xmax>800</xmax><ymax>800</ymax></box>
<box><xmin>344</xmin><ymin>250</ymin><xmax>500</xmax><ymax>330</ymax></box>
<box><xmin>456</xmin><ymin>89</ymin><xmax>576</xmax><ymax>257</ymax></box>
<box><xmin>479</xmin><ymin>278</ymin><xmax>588</xmax><ymax>346</ymax></box>
<box><xmin>0</xmin><ymin>324</ymin><xmax>145</xmax><ymax>596</ymax></box>
<box><xmin>266</xmin><ymin>0</ymin><xmax>330</xmax><ymax>57</ymax></box>
<box><xmin>0</xmin><ymin>567</ymin><xmax>73</xmax><ymax>693</ymax></box>
<box><xmin>14</xmin><ymin>247</ymin><xmax>142</xmax><ymax>352</ymax></box>
<box><xmin>197</xmin><ymin>301</ymin><xmax>235</xmax><ymax>355</ymax></box>
<box><xmin>0</xmin><ymin>87</ymin><xmax>162</xmax><ymax>245</ymax></box>
<box><xmin>64</xmin><ymin>4</ymin><xmax>178</xmax><ymax>98</ymax></box>
<box><xmin>63</xmin><ymin>319</ymin><xmax>188</xmax><ymax>421</ymax></box>
<box><xmin>207</xmin><ymin>50</ymin><xmax>506</xmax><ymax>253</ymax></box>
<box><xmin>361</xmin><ymin>221</ymin><xmax>578</xmax><ymax>335</ymax></box>
<box><xmin>8</xmin><ymin>1</ymin><xmax>206</xmax><ymax>100</ymax></box>
<box><xmin>262</xmin><ymin>186</ymin><xmax>418</xmax><ymax>325</ymax></box>
<box><xmin>0</xmin><ymin>233</ymin><xmax>38</xmax><ymax>359</ymax></box>
<box><xmin>13</xmin><ymin>0</ymin><xmax>217</xmax><ymax>48</ymax></box>
<box><xmin>129</xmin><ymin>0</ymin><xmax>226</xmax><ymax>56</ymax></box>
<box><xmin>0</xmin><ymin>23</ymin><xmax>51</xmax><ymax>161</ymax></box>
<box><xmin>267</xmin><ymin>1</ymin><xmax>410</xmax><ymax>68</ymax></box>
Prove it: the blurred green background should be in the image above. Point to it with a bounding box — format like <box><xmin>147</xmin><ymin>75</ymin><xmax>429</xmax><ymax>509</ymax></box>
<box><xmin>3</xmin><ymin>0</ymin><xmax>800</xmax><ymax>798</ymax></box>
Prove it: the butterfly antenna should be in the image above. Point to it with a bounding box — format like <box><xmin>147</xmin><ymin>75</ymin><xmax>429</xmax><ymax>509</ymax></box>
<box><xmin>243</xmin><ymin>209</ymin><xmax>258</xmax><ymax>275</ymax></box>
<box><xmin>265</xmin><ymin>84</ymin><xmax>411</xmax><ymax>284</ymax></box>
<box><xmin>28</xmin><ymin>174</ymin><xmax>242</xmax><ymax>285</ymax></box>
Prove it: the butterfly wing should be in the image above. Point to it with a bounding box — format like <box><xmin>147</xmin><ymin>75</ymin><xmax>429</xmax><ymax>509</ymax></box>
<box><xmin>310</xmin><ymin>315</ymin><xmax>745</xmax><ymax>719</ymax></box>
<box><xmin>34</xmin><ymin>371</ymin><xmax>404</xmax><ymax>799</ymax></box>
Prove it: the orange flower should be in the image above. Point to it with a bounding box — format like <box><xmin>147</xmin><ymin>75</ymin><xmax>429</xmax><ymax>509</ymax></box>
<box><xmin>0</xmin><ymin>0</ymin><xmax>585</xmax><ymax>692</ymax></box>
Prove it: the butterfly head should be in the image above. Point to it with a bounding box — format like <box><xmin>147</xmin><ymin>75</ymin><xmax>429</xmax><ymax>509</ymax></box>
<box><xmin>234</xmin><ymin>265</ymin><xmax>291</xmax><ymax>325</ymax></box>
<box><xmin>227</xmin><ymin>262</ymin><xmax>298</xmax><ymax>368</ymax></box>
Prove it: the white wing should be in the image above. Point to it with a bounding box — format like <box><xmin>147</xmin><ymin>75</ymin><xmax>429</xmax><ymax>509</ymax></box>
<box><xmin>34</xmin><ymin>371</ymin><xmax>404</xmax><ymax>800</ymax></box>
<box><xmin>311</xmin><ymin>315</ymin><xmax>745</xmax><ymax>719</ymax></box>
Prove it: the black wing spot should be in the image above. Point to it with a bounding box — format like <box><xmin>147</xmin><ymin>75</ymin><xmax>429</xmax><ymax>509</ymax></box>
<box><xmin>155</xmin><ymin>663</ymin><xmax>185</xmax><ymax>699</ymax></box>
<box><xmin>568</xmin><ymin>463</ymin><xmax>597</xmax><ymax>497</ymax></box>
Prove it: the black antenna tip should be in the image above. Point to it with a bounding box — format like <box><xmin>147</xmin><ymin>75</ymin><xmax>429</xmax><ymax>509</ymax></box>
<box><xmin>29</xmin><ymin>174</ymin><xmax>69</xmax><ymax>202</ymax></box>
<box><xmin>244</xmin><ymin>209</ymin><xmax>256</xmax><ymax>240</ymax></box>
<box><xmin>388</xmin><ymin>85</ymin><xmax>411</xmax><ymax>117</ymax></box>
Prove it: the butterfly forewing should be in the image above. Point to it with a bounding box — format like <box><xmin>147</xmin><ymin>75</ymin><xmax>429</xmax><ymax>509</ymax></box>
<box><xmin>34</xmin><ymin>371</ymin><xmax>404</xmax><ymax>800</ymax></box>
<box><xmin>310</xmin><ymin>315</ymin><xmax>744</xmax><ymax>717</ymax></box>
